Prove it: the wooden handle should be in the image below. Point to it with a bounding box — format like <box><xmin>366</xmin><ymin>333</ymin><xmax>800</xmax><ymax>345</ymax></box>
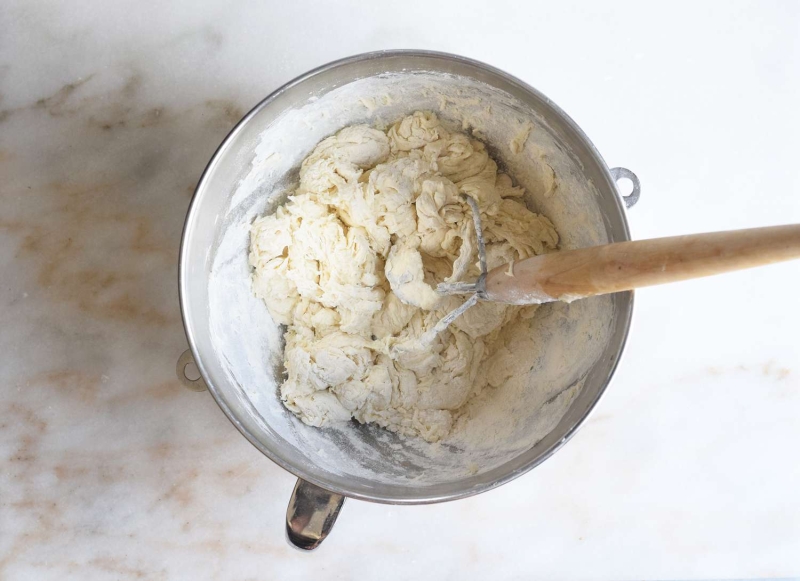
<box><xmin>484</xmin><ymin>224</ymin><xmax>800</xmax><ymax>304</ymax></box>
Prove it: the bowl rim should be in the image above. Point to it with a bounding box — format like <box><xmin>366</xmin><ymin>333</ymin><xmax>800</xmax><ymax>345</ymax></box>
<box><xmin>179</xmin><ymin>49</ymin><xmax>634</xmax><ymax>504</ymax></box>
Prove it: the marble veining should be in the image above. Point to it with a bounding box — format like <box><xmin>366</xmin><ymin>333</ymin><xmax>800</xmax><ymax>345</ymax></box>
<box><xmin>1</xmin><ymin>1</ymin><xmax>799</xmax><ymax>579</ymax></box>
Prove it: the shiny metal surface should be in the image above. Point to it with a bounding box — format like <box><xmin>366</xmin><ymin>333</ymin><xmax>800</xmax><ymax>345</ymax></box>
<box><xmin>175</xmin><ymin>348</ymin><xmax>207</xmax><ymax>392</ymax></box>
<box><xmin>437</xmin><ymin>194</ymin><xmax>489</xmax><ymax>299</ymax></box>
<box><xmin>179</xmin><ymin>51</ymin><xmax>637</xmax><ymax>514</ymax></box>
<box><xmin>286</xmin><ymin>479</ymin><xmax>346</xmax><ymax>551</ymax></box>
<box><xmin>610</xmin><ymin>167</ymin><xmax>641</xmax><ymax>209</ymax></box>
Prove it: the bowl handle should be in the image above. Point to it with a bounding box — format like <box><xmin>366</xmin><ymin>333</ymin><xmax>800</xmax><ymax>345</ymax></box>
<box><xmin>286</xmin><ymin>478</ymin><xmax>346</xmax><ymax>551</ymax></box>
<box><xmin>610</xmin><ymin>167</ymin><xmax>641</xmax><ymax>209</ymax></box>
<box><xmin>176</xmin><ymin>349</ymin><xmax>208</xmax><ymax>392</ymax></box>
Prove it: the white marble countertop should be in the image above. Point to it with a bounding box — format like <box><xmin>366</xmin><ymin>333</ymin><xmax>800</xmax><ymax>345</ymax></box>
<box><xmin>2</xmin><ymin>1</ymin><xmax>799</xmax><ymax>578</ymax></box>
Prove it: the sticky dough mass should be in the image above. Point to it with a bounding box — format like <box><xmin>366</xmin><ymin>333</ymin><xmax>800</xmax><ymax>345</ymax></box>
<box><xmin>249</xmin><ymin>112</ymin><xmax>559</xmax><ymax>442</ymax></box>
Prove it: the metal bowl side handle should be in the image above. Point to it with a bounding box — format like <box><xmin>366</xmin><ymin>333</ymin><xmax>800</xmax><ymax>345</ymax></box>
<box><xmin>176</xmin><ymin>349</ymin><xmax>208</xmax><ymax>392</ymax></box>
<box><xmin>286</xmin><ymin>479</ymin><xmax>346</xmax><ymax>551</ymax></box>
<box><xmin>610</xmin><ymin>167</ymin><xmax>641</xmax><ymax>209</ymax></box>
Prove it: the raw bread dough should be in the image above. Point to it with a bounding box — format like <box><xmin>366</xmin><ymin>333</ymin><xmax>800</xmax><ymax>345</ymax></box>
<box><xmin>249</xmin><ymin>112</ymin><xmax>559</xmax><ymax>442</ymax></box>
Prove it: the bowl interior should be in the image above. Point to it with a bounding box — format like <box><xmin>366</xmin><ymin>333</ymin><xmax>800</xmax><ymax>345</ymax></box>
<box><xmin>181</xmin><ymin>52</ymin><xmax>632</xmax><ymax>503</ymax></box>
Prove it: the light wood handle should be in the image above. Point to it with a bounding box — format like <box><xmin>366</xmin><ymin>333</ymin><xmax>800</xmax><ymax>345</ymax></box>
<box><xmin>484</xmin><ymin>224</ymin><xmax>800</xmax><ymax>304</ymax></box>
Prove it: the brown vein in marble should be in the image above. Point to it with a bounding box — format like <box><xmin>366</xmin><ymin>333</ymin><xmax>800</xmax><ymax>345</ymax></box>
<box><xmin>0</xmin><ymin>378</ymin><xmax>285</xmax><ymax>576</ymax></box>
<box><xmin>0</xmin><ymin>182</ymin><xmax>176</xmax><ymax>327</ymax></box>
<box><xmin>29</xmin><ymin>370</ymin><xmax>103</xmax><ymax>402</ymax></box>
<box><xmin>0</xmin><ymin>403</ymin><xmax>64</xmax><ymax>574</ymax></box>
<box><xmin>0</xmin><ymin>70</ymin><xmax>243</xmax><ymax>328</ymax></box>
<box><xmin>0</xmin><ymin>68</ymin><xmax>262</xmax><ymax>577</ymax></box>
<box><xmin>34</xmin><ymin>75</ymin><xmax>96</xmax><ymax>116</ymax></box>
<box><xmin>0</xmin><ymin>71</ymin><xmax>243</xmax><ymax>132</ymax></box>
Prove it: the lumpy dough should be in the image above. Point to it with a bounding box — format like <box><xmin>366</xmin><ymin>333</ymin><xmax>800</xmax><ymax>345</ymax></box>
<box><xmin>249</xmin><ymin>111</ymin><xmax>559</xmax><ymax>442</ymax></box>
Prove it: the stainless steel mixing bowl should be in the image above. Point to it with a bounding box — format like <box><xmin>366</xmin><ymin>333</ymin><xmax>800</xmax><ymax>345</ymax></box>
<box><xmin>177</xmin><ymin>50</ymin><xmax>640</xmax><ymax>550</ymax></box>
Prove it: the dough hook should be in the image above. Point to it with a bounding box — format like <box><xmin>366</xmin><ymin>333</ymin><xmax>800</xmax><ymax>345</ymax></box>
<box><xmin>436</xmin><ymin>195</ymin><xmax>800</xmax><ymax>316</ymax></box>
